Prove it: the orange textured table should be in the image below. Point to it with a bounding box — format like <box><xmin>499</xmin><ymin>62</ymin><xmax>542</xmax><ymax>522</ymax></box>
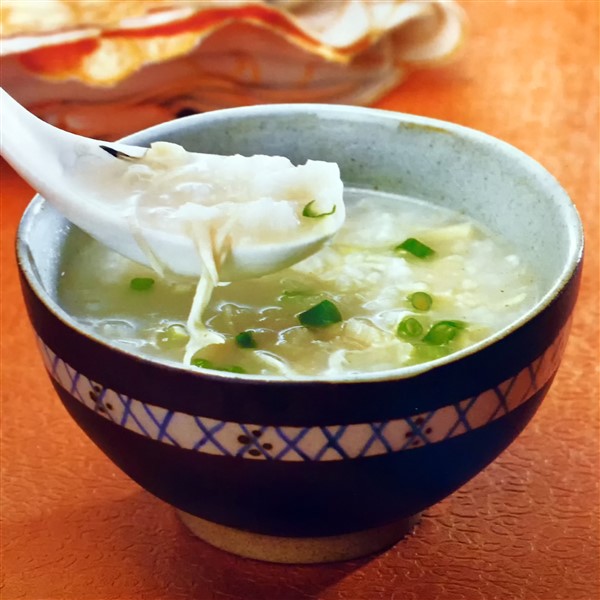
<box><xmin>1</xmin><ymin>1</ymin><xmax>598</xmax><ymax>599</ymax></box>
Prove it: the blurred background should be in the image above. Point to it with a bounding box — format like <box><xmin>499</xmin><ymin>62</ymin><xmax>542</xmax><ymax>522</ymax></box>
<box><xmin>0</xmin><ymin>0</ymin><xmax>466</xmax><ymax>138</ymax></box>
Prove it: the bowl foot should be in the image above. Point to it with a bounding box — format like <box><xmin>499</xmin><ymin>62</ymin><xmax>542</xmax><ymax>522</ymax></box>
<box><xmin>177</xmin><ymin>510</ymin><xmax>421</xmax><ymax>563</ymax></box>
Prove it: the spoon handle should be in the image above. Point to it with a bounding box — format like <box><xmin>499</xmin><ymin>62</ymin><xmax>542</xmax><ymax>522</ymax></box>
<box><xmin>1</xmin><ymin>87</ymin><xmax>74</xmax><ymax>190</ymax></box>
<box><xmin>0</xmin><ymin>87</ymin><xmax>146</xmax><ymax>194</ymax></box>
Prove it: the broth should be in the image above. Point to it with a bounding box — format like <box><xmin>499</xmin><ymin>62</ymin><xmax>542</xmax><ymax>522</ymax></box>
<box><xmin>58</xmin><ymin>189</ymin><xmax>538</xmax><ymax>378</ymax></box>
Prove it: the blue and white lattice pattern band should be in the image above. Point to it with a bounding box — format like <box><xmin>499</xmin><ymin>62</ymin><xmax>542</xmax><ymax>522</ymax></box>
<box><xmin>37</xmin><ymin>323</ymin><xmax>570</xmax><ymax>462</ymax></box>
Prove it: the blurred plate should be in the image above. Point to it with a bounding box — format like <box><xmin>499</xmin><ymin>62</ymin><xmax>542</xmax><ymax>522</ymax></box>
<box><xmin>0</xmin><ymin>0</ymin><xmax>466</xmax><ymax>138</ymax></box>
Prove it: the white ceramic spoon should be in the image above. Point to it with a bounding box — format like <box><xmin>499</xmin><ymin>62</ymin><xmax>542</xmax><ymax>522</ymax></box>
<box><xmin>0</xmin><ymin>88</ymin><xmax>344</xmax><ymax>280</ymax></box>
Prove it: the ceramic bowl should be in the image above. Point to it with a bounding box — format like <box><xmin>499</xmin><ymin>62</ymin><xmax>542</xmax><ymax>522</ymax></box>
<box><xmin>16</xmin><ymin>105</ymin><xmax>583</xmax><ymax>563</ymax></box>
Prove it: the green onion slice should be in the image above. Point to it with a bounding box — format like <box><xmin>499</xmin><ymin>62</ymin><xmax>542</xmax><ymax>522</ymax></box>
<box><xmin>302</xmin><ymin>200</ymin><xmax>336</xmax><ymax>218</ymax></box>
<box><xmin>396</xmin><ymin>317</ymin><xmax>424</xmax><ymax>340</ymax></box>
<box><xmin>422</xmin><ymin>320</ymin><xmax>466</xmax><ymax>345</ymax></box>
<box><xmin>408</xmin><ymin>291</ymin><xmax>433</xmax><ymax>311</ymax></box>
<box><xmin>130</xmin><ymin>277</ymin><xmax>155</xmax><ymax>291</ymax></box>
<box><xmin>219</xmin><ymin>365</ymin><xmax>247</xmax><ymax>374</ymax></box>
<box><xmin>191</xmin><ymin>358</ymin><xmax>246</xmax><ymax>374</ymax></box>
<box><xmin>395</xmin><ymin>238</ymin><xmax>435</xmax><ymax>259</ymax></box>
<box><xmin>298</xmin><ymin>299</ymin><xmax>342</xmax><ymax>328</ymax></box>
<box><xmin>191</xmin><ymin>358</ymin><xmax>212</xmax><ymax>369</ymax></box>
<box><xmin>235</xmin><ymin>331</ymin><xmax>257</xmax><ymax>349</ymax></box>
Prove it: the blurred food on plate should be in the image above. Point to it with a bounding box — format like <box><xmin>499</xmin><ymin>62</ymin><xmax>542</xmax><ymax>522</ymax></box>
<box><xmin>1</xmin><ymin>0</ymin><xmax>466</xmax><ymax>138</ymax></box>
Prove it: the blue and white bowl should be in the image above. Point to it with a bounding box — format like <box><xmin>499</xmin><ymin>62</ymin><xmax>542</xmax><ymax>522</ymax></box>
<box><xmin>16</xmin><ymin>105</ymin><xmax>583</xmax><ymax>563</ymax></box>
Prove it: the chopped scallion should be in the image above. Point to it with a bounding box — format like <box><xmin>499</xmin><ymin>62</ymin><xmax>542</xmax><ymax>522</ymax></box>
<box><xmin>302</xmin><ymin>200</ymin><xmax>336</xmax><ymax>218</ymax></box>
<box><xmin>395</xmin><ymin>238</ymin><xmax>435</xmax><ymax>259</ymax></box>
<box><xmin>130</xmin><ymin>277</ymin><xmax>155</xmax><ymax>291</ymax></box>
<box><xmin>235</xmin><ymin>331</ymin><xmax>257</xmax><ymax>349</ymax></box>
<box><xmin>408</xmin><ymin>291</ymin><xmax>433</xmax><ymax>311</ymax></box>
<box><xmin>298</xmin><ymin>299</ymin><xmax>342</xmax><ymax>328</ymax></box>
<box><xmin>411</xmin><ymin>345</ymin><xmax>450</xmax><ymax>363</ymax></box>
<box><xmin>191</xmin><ymin>358</ymin><xmax>212</xmax><ymax>368</ymax></box>
<box><xmin>219</xmin><ymin>365</ymin><xmax>247</xmax><ymax>374</ymax></box>
<box><xmin>422</xmin><ymin>320</ymin><xmax>466</xmax><ymax>345</ymax></box>
<box><xmin>396</xmin><ymin>317</ymin><xmax>424</xmax><ymax>340</ymax></box>
<box><xmin>192</xmin><ymin>358</ymin><xmax>214</xmax><ymax>369</ymax></box>
<box><xmin>191</xmin><ymin>357</ymin><xmax>246</xmax><ymax>374</ymax></box>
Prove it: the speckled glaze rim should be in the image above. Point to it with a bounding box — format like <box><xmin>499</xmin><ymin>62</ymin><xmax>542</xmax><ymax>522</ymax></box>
<box><xmin>16</xmin><ymin>104</ymin><xmax>584</xmax><ymax>386</ymax></box>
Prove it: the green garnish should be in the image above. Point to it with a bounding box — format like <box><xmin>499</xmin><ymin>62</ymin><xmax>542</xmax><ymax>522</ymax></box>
<box><xmin>396</xmin><ymin>317</ymin><xmax>424</xmax><ymax>340</ymax></box>
<box><xmin>130</xmin><ymin>277</ymin><xmax>155</xmax><ymax>291</ymax></box>
<box><xmin>191</xmin><ymin>358</ymin><xmax>212</xmax><ymax>368</ymax></box>
<box><xmin>302</xmin><ymin>200</ymin><xmax>336</xmax><ymax>218</ymax></box>
<box><xmin>191</xmin><ymin>358</ymin><xmax>246</xmax><ymax>374</ymax></box>
<box><xmin>422</xmin><ymin>320</ymin><xmax>467</xmax><ymax>345</ymax></box>
<box><xmin>219</xmin><ymin>365</ymin><xmax>247</xmax><ymax>374</ymax></box>
<box><xmin>410</xmin><ymin>345</ymin><xmax>450</xmax><ymax>363</ymax></box>
<box><xmin>298</xmin><ymin>300</ymin><xmax>342</xmax><ymax>328</ymax></box>
<box><xmin>395</xmin><ymin>238</ymin><xmax>435</xmax><ymax>259</ymax></box>
<box><xmin>235</xmin><ymin>331</ymin><xmax>257</xmax><ymax>349</ymax></box>
<box><xmin>408</xmin><ymin>291</ymin><xmax>433</xmax><ymax>311</ymax></box>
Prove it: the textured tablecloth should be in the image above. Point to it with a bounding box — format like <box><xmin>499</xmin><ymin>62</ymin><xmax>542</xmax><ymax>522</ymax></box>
<box><xmin>1</xmin><ymin>1</ymin><xmax>598</xmax><ymax>599</ymax></box>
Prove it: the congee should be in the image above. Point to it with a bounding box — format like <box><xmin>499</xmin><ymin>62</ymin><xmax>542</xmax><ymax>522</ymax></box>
<box><xmin>58</xmin><ymin>188</ymin><xmax>539</xmax><ymax>378</ymax></box>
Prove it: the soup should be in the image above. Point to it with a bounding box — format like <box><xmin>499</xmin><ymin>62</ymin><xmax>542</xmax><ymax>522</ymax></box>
<box><xmin>57</xmin><ymin>189</ymin><xmax>538</xmax><ymax>378</ymax></box>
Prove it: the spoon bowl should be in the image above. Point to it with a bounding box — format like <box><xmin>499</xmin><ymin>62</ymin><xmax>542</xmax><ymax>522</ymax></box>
<box><xmin>0</xmin><ymin>88</ymin><xmax>344</xmax><ymax>280</ymax></box>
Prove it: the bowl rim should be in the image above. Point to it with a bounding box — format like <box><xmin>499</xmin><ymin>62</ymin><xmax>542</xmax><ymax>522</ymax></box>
<box><xmin>16</xmin><ymin>103</ymin><xmax>585</xmax><ymax>384</ymax></box>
